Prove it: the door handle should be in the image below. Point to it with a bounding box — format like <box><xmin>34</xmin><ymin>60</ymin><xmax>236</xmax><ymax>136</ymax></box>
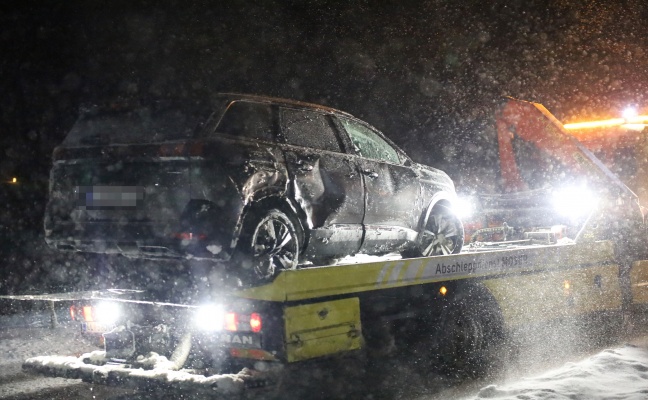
<box><xmin>362</xmin><ymin>169</ymin><xmax>379</xmax><ymax>178</ymax></box>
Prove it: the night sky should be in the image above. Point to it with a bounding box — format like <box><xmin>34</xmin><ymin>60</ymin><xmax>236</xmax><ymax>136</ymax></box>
<box><xmin>1</xmin><ymin>0</ymin><xmax>648</xmax><ymax>293</ymax></box>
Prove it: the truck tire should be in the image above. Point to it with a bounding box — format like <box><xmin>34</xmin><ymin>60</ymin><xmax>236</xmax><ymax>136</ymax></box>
<box><xmin>431</xmin><ymin>284</ymin><xmax>505</xmax><ymax>377</ymax></box>
<box><xmin>235</xmin><ymin>208</ymin><xmax>301</xmax><ymax>282</ymax></box>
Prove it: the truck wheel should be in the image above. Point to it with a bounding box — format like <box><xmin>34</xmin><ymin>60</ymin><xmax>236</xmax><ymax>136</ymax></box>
<box><xmin>403</xmin><ymin>204</ymin><xmax>464</xmax><ymax>258</ymax></box>
<box><xmin>433</xmin><ymin>286</ymin><xmax>504</xmax><ymax>377</ymax></box>
<box><xmin>236</xmin><ymin>209</ymin><xmax>300</xmax><ymax>282</ymax></box>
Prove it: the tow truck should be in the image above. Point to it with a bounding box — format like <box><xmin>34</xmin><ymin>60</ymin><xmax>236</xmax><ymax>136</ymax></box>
<box><xmin>9</xmin><ymin>98</ymin><xmax>648</xmax><ymax>396</ymax></box>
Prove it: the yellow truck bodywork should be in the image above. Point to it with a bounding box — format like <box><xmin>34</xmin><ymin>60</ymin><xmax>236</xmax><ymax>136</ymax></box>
<box><xmin>234</xmin><ymin>241</ymin><xmax>624</xmax><ymax>336</ymax></box>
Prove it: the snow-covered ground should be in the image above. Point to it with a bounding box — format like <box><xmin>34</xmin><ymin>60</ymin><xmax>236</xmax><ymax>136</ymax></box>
<box><xmin>464</xmin><ymin>343</ymin><xmax>648</xmax><ymax>400</ymax></box>
<box><xmin>3</xmin><ymin>308</ymin><xmax>648</xmax><ymax>399</ymax></box>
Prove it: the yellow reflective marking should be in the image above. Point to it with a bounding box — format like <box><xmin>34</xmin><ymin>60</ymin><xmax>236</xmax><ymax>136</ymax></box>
<box><xmin>375</xmin><ymin>265</ymin><xmax>390</xmax><ymax>286</ymax></box>
<box><xmin>386</xmin><ymin>262</ymin><xmax>405</xmax><ymax>285</ymax></box>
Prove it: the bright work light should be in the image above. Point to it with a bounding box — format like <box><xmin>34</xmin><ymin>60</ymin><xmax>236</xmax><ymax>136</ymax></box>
<box><xmin>552</xmin><ymin>185</ymin><xmax>597</xmax><ymax>217</ymax></box>
<box><xmin>194</xmin><ymin>304</ymin><xmax>225</xmax><ymax>331</ymax></box>
<box><xmin>94</xmin><ymin>302</ymin><xmax>121</xmax><ymax>325</ymax></box>
<box><xmin>455</xmin><ymin>196</ymin><xmax>476</xmax><ymax>219</ymax></box>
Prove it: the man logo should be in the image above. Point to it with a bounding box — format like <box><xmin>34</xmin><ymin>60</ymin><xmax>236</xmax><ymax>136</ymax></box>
<box><xmin>220</xmin><ymin>333</ymin><xmax>255</xmax><ymax>345</ymax></box>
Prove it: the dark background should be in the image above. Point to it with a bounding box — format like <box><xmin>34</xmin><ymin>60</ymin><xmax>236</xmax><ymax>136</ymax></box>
<box><xmin>2</xmin><ymin>0</ymin><xmax>648</xmax><ymax>294</ymax></box>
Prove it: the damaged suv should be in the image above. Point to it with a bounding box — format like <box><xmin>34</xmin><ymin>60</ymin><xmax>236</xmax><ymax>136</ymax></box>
<box><xmin>45</xmin><ymin>94</ymin><xmax>463</xmax><ymax>282</ymax></box>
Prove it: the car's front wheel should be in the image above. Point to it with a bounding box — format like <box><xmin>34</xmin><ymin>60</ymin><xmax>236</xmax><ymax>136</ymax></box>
<box><xmin>236</xmin><ymin>208</ymin><xmax>301</xmax><ymax>282</ymax></box>
<box><xmin>403</xmin><ymin>203</ymin><xmax>464</xmax><ymax>258</ymax></box>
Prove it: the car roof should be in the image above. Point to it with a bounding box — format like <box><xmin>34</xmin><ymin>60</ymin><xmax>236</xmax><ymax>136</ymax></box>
<box><xmin>217</xmin><ymin>93</ymin><xmax>354</xmax><ymax>118</ymax></box>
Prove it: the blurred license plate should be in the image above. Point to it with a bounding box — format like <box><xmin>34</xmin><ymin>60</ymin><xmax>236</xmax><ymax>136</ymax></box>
<box><xmin>76</xmin><ymin>186</ymin><xmax>145</xmax><ymax>208</ymax></box>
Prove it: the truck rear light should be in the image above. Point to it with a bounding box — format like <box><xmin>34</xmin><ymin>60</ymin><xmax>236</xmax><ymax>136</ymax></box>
<box><xmin>225</xmin><ymin>312</ymin><xmax>239</xmax><ymax>331</ymax></box>
<box><xmin>194</xmin><ymin>305</ymin><xmax>262</xmax><ymax>333</ymax></box>
<box><xmin>250</xmin><ymin>313</ymin><xmax>262</xmax><ymax>333</ymax></box>
<box><xmin>225</xmin><ymin>312</ymin><xmax>262</xmax><ymax>332</ymax></box>
<box><xmin>83</xmin><ymin>306</ymin><xmax>94</xmax><ymax>322</ymax></box>
<box><xmin>69</xmin><ymin>305</ymin><xmax>93</xmax><ymax>321</ymax></box>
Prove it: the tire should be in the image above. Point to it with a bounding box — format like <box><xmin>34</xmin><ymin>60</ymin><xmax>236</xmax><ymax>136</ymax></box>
<box><xmin>403</xmin><ymin>203</ymin><xmax>464</xmax><ymax>258</ymax></box>
<box><xmin>431</xmin><ymin>285</ymin><xmax>505</xmax><ymax>377</ymax></box>
<box><xmin>235</xmin><ymin>209</ymin><xmax>300</xmax><ymax>282</ymax></box>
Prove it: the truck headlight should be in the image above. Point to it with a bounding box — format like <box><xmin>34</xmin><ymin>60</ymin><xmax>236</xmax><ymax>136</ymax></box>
<box><xmin>552</xmin><ymin>185</ymin><xmax>598</xmax><ymax>217</ymax></box>
<box><xmin>194</xmin><ymin>304</ymin><xmax>225</xmax><ymax>331</ymax></box>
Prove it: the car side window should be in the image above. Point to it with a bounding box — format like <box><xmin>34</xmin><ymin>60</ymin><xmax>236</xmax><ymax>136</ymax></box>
<box><xmin>280</xmin><ymin>108</ymin><xmax>343</xmax><ymax>152</ymax></box>
<box><xmin>215</xmin><ymin>101</ymin><xmax>275</xmax><ymax>142</ymax></box>
<box><xmin>339</xmin><ymin>118</ymin><xmax>400</xmax><ymax>164</ymax></box>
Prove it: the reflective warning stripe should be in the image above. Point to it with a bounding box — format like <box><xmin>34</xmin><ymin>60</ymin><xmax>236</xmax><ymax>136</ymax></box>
<box><xmin>235</xmin><ymin>241</ymin><xmax>618</xmax><ymax>302</ymax></box>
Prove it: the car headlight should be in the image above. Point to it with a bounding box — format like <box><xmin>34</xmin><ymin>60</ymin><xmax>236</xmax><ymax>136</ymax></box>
<box><xmin>552</xmin><ymin>185</ymin><xmax>598</xmax><ymax>217</ymax></box>
<box><xmin>194</xmin><ymin>304</ymin><xmax>225</xmax><ymax>331</ymax></box>
<box><xmin>94</xmin><ymin>301</ymin><xmax>121</xmax><ymax>325</ymax></box>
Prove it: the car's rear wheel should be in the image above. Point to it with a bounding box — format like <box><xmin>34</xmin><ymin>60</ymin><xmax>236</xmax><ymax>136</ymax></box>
<box><xmin>403</xmin><ymin>204</ymin><xmax>464</xmax><ymax>258</ymax></box>
<box><xmin>236</xmin><ymin>209</ymin><xmax>300</xmax><ymax>282</ymax></box>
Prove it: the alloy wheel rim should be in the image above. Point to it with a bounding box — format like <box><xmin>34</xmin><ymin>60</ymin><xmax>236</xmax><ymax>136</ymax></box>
<box><xmin>251</xmin><ymin>216</ymin><xmax>297</xmax><ymax>278</ymax></box>
<box><xmin>422</xmin><ymin>213</ymin><xmax>461</xmax><ymax>256</ymax></box>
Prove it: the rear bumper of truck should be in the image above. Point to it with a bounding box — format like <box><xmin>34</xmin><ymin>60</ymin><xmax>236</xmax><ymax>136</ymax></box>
<box><xmin>22</xmin><ymin>351</ymin><xmax>278</xmax><ymax>396</ymax></box>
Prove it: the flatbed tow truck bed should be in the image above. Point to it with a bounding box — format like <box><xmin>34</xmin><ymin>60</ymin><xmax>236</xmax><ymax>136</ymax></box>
<box><xmin>11</xmin><ymin>238</ymin><xmax>648</xmax><ymax>396</ymax></box>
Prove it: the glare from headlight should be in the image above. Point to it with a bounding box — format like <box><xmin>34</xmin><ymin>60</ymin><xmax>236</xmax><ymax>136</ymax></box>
<box><xmin>454</xmin><ymin>197</ymin><xmax>475</xmax><ymax>219</ymax></box>
<box><xmin>552</xmin><ymin>186</ymin><xmax>598</xmax><ymax>217</ymax></box>
<box><xmin>194</xmin><ymin>304</ymin><xmax>225</xmax><ymax>331</ymax></box>
<box><xmin>94</xmin><ymin>302</ymin><xmax>121</xmax><ymax>325</ymax></box>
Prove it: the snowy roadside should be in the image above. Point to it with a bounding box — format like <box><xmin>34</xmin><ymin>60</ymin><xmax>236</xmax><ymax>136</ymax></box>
<box><xmin>462</xmin><ymin>341</ymin><xmax>648</xmax><ymax>400</ymax></box>
<box><xmin>0</xmin><ymin>308</ymin><xmax>135</xmax><ymax>399</ymax></box>
<box><xmin>0</xmin><ymin>324</ymin><xmax>92</xmax><ymax>398</ymax></box>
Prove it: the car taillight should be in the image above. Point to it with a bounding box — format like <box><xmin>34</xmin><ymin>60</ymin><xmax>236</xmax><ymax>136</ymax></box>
<box><xmin>173</xmin><ymin>232</ymin><xmax>207</xmax><ymax>240</ymax></box>
<box><xmin>69</xmin><ymin>305</ymin><xmax>76</xmax><ymax>320</ymax></box>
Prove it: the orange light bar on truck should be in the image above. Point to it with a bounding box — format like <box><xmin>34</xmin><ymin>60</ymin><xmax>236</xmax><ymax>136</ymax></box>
<box><xmin>564</xmin><ymin>116</ymin><xmax>648</xmax><ymax>130</ymax></box>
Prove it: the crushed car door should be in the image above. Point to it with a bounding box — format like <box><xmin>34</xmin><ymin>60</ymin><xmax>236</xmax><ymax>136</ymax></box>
<box><xmin>279</xmin><ymin>107</ymin><xmax>365</xmax><ymax>259</ymax></box>
<box><xmin>337</xmin><ymin>117</ymin><xmax>421</xmax><ymax>254</ymax></box>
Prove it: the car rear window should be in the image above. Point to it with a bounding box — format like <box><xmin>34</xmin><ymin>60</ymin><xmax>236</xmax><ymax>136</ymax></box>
<box><xmin>63</xmin><ymin>100</ymin><xmax>215</xmax><ymax>146</ymax></box>
<box><xmin>214</xmin><ymin>101</ymin><xmax>276</xmax><ymax>142</ymax></box>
